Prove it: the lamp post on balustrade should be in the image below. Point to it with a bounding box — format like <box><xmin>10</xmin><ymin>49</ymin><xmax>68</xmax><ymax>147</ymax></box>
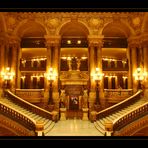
<box><xmin>1</xmin><ymin>67</ymin><xmax>15</xmax><ymax>96</ymax></box>
<box><xmin>45</xmin><ymin>68</ymin><xmax>57</xmax><ymax>105</ymax></box>
<box><xmin>93</xmin><ymin>68</ymin><xmax>104</xmax><ymax>106</ymax></box>
<box><xmin>133</xmin><ymin>67</ymin><xmax>147</xmax><ymax>90</ymax></box>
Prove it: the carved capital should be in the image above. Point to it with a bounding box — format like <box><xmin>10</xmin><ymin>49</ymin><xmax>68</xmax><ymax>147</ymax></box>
<box><xmin>8</xmin><ymin>36</ymin><xmax>21</xmax><ymax>48</ymax></box>
<box><xmin>45</xmin><ymin>35</ymin><xmax>61</xmax><ymax>47</ymax></box>
<box><xmin>127</xmin><ymin>36</ymin><xmax>141</xmax><ymax>48</ymax></box>
<box><xmin>140</xmin><ymin>33</ymin><xmax>148</xmax><ymax>47</ymax></box>
<box><xmin>88</xmin><ymin>35</ymin><xmax>104</xmax><ymax>48</ymax></box>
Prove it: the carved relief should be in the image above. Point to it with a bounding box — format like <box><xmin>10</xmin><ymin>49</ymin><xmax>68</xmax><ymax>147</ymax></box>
<box><xmin>82</xmin><ymin>89</ymin><xmax>88</xmax><ymax>108</ymax></box>
<box><xmin>127</xmin><ymin>13</ymin><xmax>144</xmax><ymax>35</ymax></box>
<box><xmin>59</xmin><ymin>89</ymin><xmax>66</xmax><ymax>108</ymax></box>
<box><xmin>88</xmin><ymin>18</ymin><xmax>104</xmax><ymax>29</ymax></box>
<box><xmin>60</xmin><ymin>71</ymin><xmax>89</xmax><ymax>80</ymax></box>
<box><xmin>45</xmin><ymin>18</ymin><xmax>60</xmax><ymax>29</ymax></box>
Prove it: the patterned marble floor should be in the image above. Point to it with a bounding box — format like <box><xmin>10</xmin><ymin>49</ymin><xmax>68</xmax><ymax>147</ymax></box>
<box><xmin>46</xmin><ymin>119</ymin><xmax>103</xmax><ymax>136</ymax></box>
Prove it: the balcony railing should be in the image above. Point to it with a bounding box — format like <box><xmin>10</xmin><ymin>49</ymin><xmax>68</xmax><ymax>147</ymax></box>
<box><xmin>20</xmin><ymin>59</ymin><xmax>46</xmax><ymax>71</ymax></box>
<box><xmin>96</xmin><ymin>90</ymin><xmax>142</xmax><ymax>119</ymax></box>
<box><xmin>0</xmin><ymin>102</ymin><xmax>36</xmax><ymax>135</ymax></box>
<box><xmin>113</xmin><ymin>102</ymin><xmax>148</xmax><ymax>132</ymax></box>
<box><xmin>15</xmin><ymin>89</ymin><xmax>44</xmax><ymax>103</ymax></box>
<box><xmin>5</xmin><ymin>90</ymin><xmax>53</xmax><ymax>120</ymax></box>
<box><xmin>104</xmin><ymin>89</ymin><xmax>133</xmax><ymax>103</ymax></box>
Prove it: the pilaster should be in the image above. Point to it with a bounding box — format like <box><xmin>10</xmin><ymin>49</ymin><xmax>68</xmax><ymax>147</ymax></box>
<box><xmin>128</xmin><ymin>38</ymin><xmax>139</xmax><ymax>93</ymax></box>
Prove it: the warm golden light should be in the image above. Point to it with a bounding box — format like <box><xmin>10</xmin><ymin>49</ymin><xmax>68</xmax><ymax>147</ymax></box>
<box><xmin>77</xmin><ymin>40</ymin><xmax>81</xmax><ymax>44</ymax></box>
<box><xmin>45</xmin><ymin>68</ymin><xmax>57</xmax><ymax>81</ymax></box>
<box><xmin>93</xmin><ymin>68</ymin><xmax>104</xmax><ymax>81</ymax></box>
<box><xmin>67</xmin><ymin>40</ymin><xmax>71</xmax><ymax>44</ymax></box>
<box><xmin>1</xmin><ymin>67</ymin><xmax>15</xmax><ymax>81</ymax></box>
<box><xmin>133</xmin><ymin>67</ymin><xmax>147</xmax><ymax>81</ymax></box>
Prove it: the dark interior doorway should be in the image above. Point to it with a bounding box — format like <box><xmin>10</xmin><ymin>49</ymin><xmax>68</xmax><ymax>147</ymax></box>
<box><xmin>69</xmin><ymin>96</ymin><xmax>79</xmax><ymax>110</ymax></box>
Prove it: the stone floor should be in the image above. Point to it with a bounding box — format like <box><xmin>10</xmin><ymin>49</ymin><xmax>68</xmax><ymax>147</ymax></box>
<box><xmin>46</xmin><ymin>119</ymin><xmax>103</xmax><ymax>136</ymax></box>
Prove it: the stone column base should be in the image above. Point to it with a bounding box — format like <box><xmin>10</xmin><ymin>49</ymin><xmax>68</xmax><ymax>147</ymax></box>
<box><xmin>82</xmin><ymin>108</ymin><xmax>89</xmax><ymax>120</ymax></box>
<box><xmin>60</xmin><ymin>108</ymin><xmax>67</xmax><ymax>120</ymax></box>
<box><xmin>90</xmin><ymin>111</ymin><xmax>97</xmax><ymax>122</ymax></box>
<box><xmin>52</xmin><ymin>110</ymin><xmax>59</xmax><ymax>122</ymax></box>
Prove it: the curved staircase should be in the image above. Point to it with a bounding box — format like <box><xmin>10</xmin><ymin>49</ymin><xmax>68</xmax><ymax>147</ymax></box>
<box><xmin>0</xmin><ymin>90</ymin><xmax>148</xmax><ymax>136</ymax></box>
<box><xmin>0</xmin><ymin>90</ymin><xmax>57</xmax><ymax>136</ymax></box>
<box><xmin>93</xmin><ymin>90</ymin><xmax>148</xmax><ymax>136</ymax></box>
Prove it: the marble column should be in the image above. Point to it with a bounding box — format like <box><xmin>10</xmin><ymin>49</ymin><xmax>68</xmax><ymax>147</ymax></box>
<box><xmin>44</xmin><ymin>45</ymin><xmax>52</xmax><ymax>103</ymax></box>
<box><xmin>131</xmin><ymin>45</ymin><xmax>138</xmax><ymax>93</ymax></box>
<box><xmin>127</xmin><ymin>47</ymin><xmax>132</xmax><ymax>89</ymax></box>
<box><xmin>0</xmin><ymin>40</ymin><xmax>5</xmax><ymax>96</ymax></box>
<box><xmin>89</xmin><ymin>45</ymin><xmax>96</xmax><ymax>91</ymax></box>
<box><xmin>17</xmin><ymin>50</ymin><xmax>21</xmax><ymax>89</ymax></box>
<box><xmin>10</xmin><ymin>43</ymin><xmax>18</xmax><ymax>93</ymax></box>
<box><xmin>143</xmin><ymin>44</ymin><xmax>148</xmax><ymax>98</ymax></box>
<box><xmin>96</xmin><ymin>42</ymin><xmax>104</xmax><ymax>103</ymax></box>
<box><xmin>88</xmin><ymin>44</ymin><xmax>96</xmax><ymax>110</ymax></box>
<box><xmin>45</xmin><ymin>35</ymin><xmax>61</xmax><ymax>110</ymax></box>
<box><xmin>52</xmin><ymin>44</ymin><xmax>60</xmax><ymax>110</ymax></box>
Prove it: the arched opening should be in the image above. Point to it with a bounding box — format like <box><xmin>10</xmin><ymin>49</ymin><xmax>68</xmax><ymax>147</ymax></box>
<box><xmin>102</xmin><ymin>22</ymin><xmax>129</xmax><ymax>106</ymax></box>
<box><xmin>59</xmin><ymin>21</ymin><xmax>89</xmax><ymax>118</ymax></box>
<box><xmin>15</xmin><ymin>21</ymin><xmax>47</xmax><ymax>106</ymax></box>
<box><xmin>19</xmin><ymin>21</ymin><xmax>47</xmax><ymax>89</ymax></box>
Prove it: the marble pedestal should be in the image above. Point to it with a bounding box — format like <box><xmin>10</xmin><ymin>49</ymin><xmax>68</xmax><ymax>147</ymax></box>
<box><xmin>60</xmin><ymin>108</ymin><xmax>67</xmax><ymax>120</ymax></box>
<box><xmin>82</xmin><ymin>108</ymin><xmax>89</xmax><ymax>121</ymax></box>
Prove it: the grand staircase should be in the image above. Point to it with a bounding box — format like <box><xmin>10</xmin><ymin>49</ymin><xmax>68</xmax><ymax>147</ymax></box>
<box><xmin>94</xmin><ymin>90</ymin><xmax>148</xmax><ymax>136</ymax></box>
<box><xmin>0</xmin><ymin>89</ymin><xmax>148</xmax><ymax>136</ymax></box>
<box><xmin>0</xmin><ymin>90</ymin><xmax>56</xmax><ymax>136</ymax></box>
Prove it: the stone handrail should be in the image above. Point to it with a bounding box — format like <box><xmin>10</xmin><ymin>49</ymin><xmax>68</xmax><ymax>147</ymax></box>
<box><xmin>5</xmin><ymin>90</ymin><xmax>53</xmax><ymax>120</ymax></box>
<box><xmin>96</xmin><ymin>90</ymin><xmax>143</xmax><ymax>119</ymax></box>
<box><xmin>0</xmin><ymin>101</ymin><xmax>36</xmax><ymax>133</ymax></box>
<box><xmin>112</xmin><ymin>101</ymin><xmax>148</xmax><ymax>132</ymax></box>
<box><xmin>113</xmin><ymin>115</ymin><xmax>148</xmax><ymax>136</ymax></box>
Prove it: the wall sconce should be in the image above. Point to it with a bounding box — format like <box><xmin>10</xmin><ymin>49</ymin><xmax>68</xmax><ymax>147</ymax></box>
<box><xmin>93</xmin><ymin>68</ymin><xmax>104</xmax><ymax>82</ymax></box>
<box><xmin>45</xmin><ymin>68</ymin><xmax>57</xmax><ymax>104</ymax></box>
<box><xmin>93</xmin><ymin>68</ymin><xmax>104</xmax><ymax>105</ymax></box>
<box><xmin>133</xmin><ymin>67</ymin><xmax>147</xmax><ymax>89</ymax></box>
<box><xmin>1</xmin><ymin>67</ymin><xmax>15</xmax><ymax>89</ymax></box>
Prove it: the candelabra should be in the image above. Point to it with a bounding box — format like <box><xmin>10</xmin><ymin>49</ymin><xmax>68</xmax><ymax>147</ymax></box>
<box><xmin>93</xmin><ymin>68</ymin><xmax>104</xmax><ymax>105</ymax></box>
<box><xmin>1</xmin><ymin>67</ymin><xmax>15</xmax><ymax>89</ymax></box>
<box><xmin>133</xmin><ymin>67</ymin><xmax>147</xmax><ymax>89</ymax></box>
<box><xmin>45</xmin><ymin>68</ymin><xmax>57</xmax><ymax>104</ymax></box>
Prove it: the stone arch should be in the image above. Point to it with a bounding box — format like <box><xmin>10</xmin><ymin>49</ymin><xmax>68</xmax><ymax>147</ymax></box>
<box><xmin>57</xmin><ymin>20</ymin><xmax>90</xmax><ymax>37</ymax></box>
<box><xmin>0</xmin><ymin>13</ymin><xmax>7</xmax><ymax>33</ymax></box>
<box><xmin>14</xmin><ymin>19</ymin><xmax>48</xmax><ymax>38</ymax></box>
<box><xmin>141</xmin><ymin>12</ymin><xmax>148</xmax><ymax>33</ymax></box>
<box><xmin>101</xmin><ymin>21</ymin><xmax>135</xmax><ymax>37</ymax></box>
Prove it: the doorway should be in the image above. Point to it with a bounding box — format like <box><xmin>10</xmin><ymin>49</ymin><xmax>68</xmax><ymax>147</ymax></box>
<box><xmin>69</xmin><ymin>96</ymin><xmax>79</xmax><ymax>110</ymax></box>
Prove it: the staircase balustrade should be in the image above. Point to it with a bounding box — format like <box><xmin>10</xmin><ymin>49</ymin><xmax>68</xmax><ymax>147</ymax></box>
<box><xmin>5</xmin><ymin>90</ymin><xmax>54</xmax><ymax>120</ymax></box>
<box><xmin>96</xmin><ymin>90</ymin><xmax>143</xmax><ymax>120</ymax></box>
<box><xmin>0</xmin><ymin>103</ymin><xmax>36</xmax><ymax>133</ymax></box>
<box><xmin>112</xmin><ymin>102</ymin><xmax>148</xmax><ymax>132</ymax></box>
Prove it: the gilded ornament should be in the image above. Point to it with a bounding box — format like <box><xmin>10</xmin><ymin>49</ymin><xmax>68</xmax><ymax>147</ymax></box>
<box><xmin>46</xmin><ymin>18</ymin><xmax>59</xmax><ymax>28</ymax></box>
<box><xmin>132</xmin><ymin>17</ymin><xmax>141</xmax><ymax>26</ymax></box>
<box><xmin>89</xmin><ymin>18</ymin><xmax>103</xmax><ymax>28</ymax></box>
